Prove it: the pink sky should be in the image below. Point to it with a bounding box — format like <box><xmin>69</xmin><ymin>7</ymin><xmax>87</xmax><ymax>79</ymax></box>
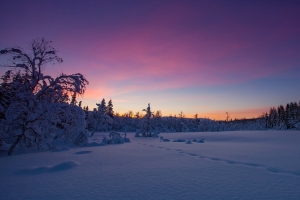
<box><xmin>1</xmin><ymin>0</ymin><xmax>300</xmax><ymax>119</ymax></box>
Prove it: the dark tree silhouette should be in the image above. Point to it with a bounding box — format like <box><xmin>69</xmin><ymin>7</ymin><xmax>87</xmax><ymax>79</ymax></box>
<box><xmin>107</xmin><ymin>99</ymin><xmax>114</xmax><ymax>118</ymax></box>
<box><xmin>0</xmin><ymin>38</ymin><xmax>89</xmax><ymax>155</ymax></box>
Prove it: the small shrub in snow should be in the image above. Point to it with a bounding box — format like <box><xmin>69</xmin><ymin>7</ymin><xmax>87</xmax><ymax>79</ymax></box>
<box><xmin>135</xmin><ymin>129</ymin><xmax>146</xmax><ymax>137</ymax></box>
<box><xmin>123</xmin><ymin>138</ymin><xmax>130</xmax><ymax>143</ymax></box>
<box><xmin>109</xmin><ymin>132</ymin><xmax>121</xmax><ymax>139</ymax></box>
<box><xmin>122</xmin><ymin>132</ymin><xmax>131</xmax><ymax>143</ymax></box>
<box><xmin>101</xmin><ymin>136</ymin><xmax>109</xmax><ymax>144</ymax></box>
<box><xmin>160</xmin><ymin>136</ymin><xmax>170</xmax><ymax>142</ymax></box>
<box><xmin>198</xmin><ymin>139</ymin><xmax>205</xmax><ymax>143</ymax></box>
<box><xmin>111</xmin><ymin>137</ymin><xmax>124</xmax><ymax>144</ymax></box>
<box><xmin>101</xmin><ymin>132</ymin><xmax>130</xmax><ymax>145</ymax></box>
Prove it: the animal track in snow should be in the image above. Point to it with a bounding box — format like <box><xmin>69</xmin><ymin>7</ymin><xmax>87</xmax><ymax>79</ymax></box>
<box><xmin>137</xmin><ymin>143</ymin><xmax>300</xmax><ymax>177</ymax></box>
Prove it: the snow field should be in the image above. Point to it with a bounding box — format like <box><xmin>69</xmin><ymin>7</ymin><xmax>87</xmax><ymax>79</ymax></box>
<box><xmin>1</xmin><ymin>131</ymin><xmax>300</xmax><ymax>199</ymax></box>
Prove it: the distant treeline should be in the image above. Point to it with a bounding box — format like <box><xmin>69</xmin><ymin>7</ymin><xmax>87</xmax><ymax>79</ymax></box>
<box><xmin>84</xmin><ymin>99</ymin><xmax>300</xmax><ymax>133</ymax></box>
<box><xmin>264</xmin><ymin>102</ymin><xmax>300</xmax><ymax>130</ymax></box>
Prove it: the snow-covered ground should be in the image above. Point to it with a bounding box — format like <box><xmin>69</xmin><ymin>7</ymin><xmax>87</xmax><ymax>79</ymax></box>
<box><xmin>1</xmin><ymin>131</ymin><xmax>300</xmax><ymax>199</ymax></box>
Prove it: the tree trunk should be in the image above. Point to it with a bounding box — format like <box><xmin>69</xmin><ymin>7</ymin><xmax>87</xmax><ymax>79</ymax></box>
<box><xmin>8</xmin><ymin>135</ymin><xmax>22</xmax><ymax>156</ymax></box>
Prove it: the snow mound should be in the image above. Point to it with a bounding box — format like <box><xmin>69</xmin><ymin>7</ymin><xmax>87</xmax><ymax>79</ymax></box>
<box><xmin>160</xmin><ymin>136</ymin><xmax>170</xmax><ymax>142</ymax></box>
<box><xmin>87</xmin><ymin>142</ymin><xmax>106</xmax><ymax>146</ymax></box>
<box><xmin>198</xmin><ymin>139</ymin><xmax>205</xmax><ymax>143</ymax></box>
<box><xmin>123</xmin><ymin>137</ymin><xmax>131</xmax><ymax>143</ymax></box>
<box><xmin>192</xmin><ymin>139</ymin><xmax>205</xmax><ymax>143</ymax></box>
<box><xmin>15</xmin><ymin>160</ymin><xmax>80</xmax><ymax>175</ymax></box>
<box><xmin>151</xmin><ymin>131</ymin><xmax>160</xmax><ymax>137</ymax></box>
<box><xmin>122</xmin><ymin>132</ymin><xmax>131</xmax><ymax>143</ymax></box>
<box><xmin>101</xmin><ymin>136</ymin><xmax>124</xmax><ymax>144</ymax></box>
<box><xmin>49</xmin><ymin>161</ymin><xmax>80</xmax><ymax>172</ymax></box>
<box><xmin>173</xmin><ymin>139</ymin><xmax>186</xmax><ymax>142</ymax></box>
<box><xmin>186</xmin><ymin>140</ymin><xmax>192</xmax><ymax>144</ymax></box>
<box><xmin>110</xmin><ymin>137</ymin><xmax>124</xmax><ymax>144</ymax></box>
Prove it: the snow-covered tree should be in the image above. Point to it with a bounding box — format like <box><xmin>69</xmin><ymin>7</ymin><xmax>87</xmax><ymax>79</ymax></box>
<box><xmin>277</xmin><ymin>105</ymin><xmax>285</xmax><ymax>128</ymax></box>
<box><xmin>98</xmin><ymin>98</ymin><xmax>107</xmax><ymax>115</ymax></box>
<box><xmin>285</xmin><ymin>103</ymin><xmax>291</xmax><ymax>129</ymax></box>
<box><xmin>287</xmin><ymin>102</ymin><xmax>299</xmax><ymax>129</ymax></box>
<box><xmin>107</xmin><ymin>99</ymin><xmax>114</xmax><ymax>118</ymax></box>
<box><xmin>88</xmin><ymin>100</ymin><xmax>113</xmax><ymax>133</ymax></box>
<box><xmin>140</xmin><ymin>103</ymin><xmax>154</xmax><ymax>137</ymax></box>
<box><xmin>0</xmin><ymin>38</ymin><xmax>89</xmax><ymax>155</ymax></box>
<box><xmin>267</xmin><ymin>107</ymin><xmax>278</xmax><ymax>129</ymax></box>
